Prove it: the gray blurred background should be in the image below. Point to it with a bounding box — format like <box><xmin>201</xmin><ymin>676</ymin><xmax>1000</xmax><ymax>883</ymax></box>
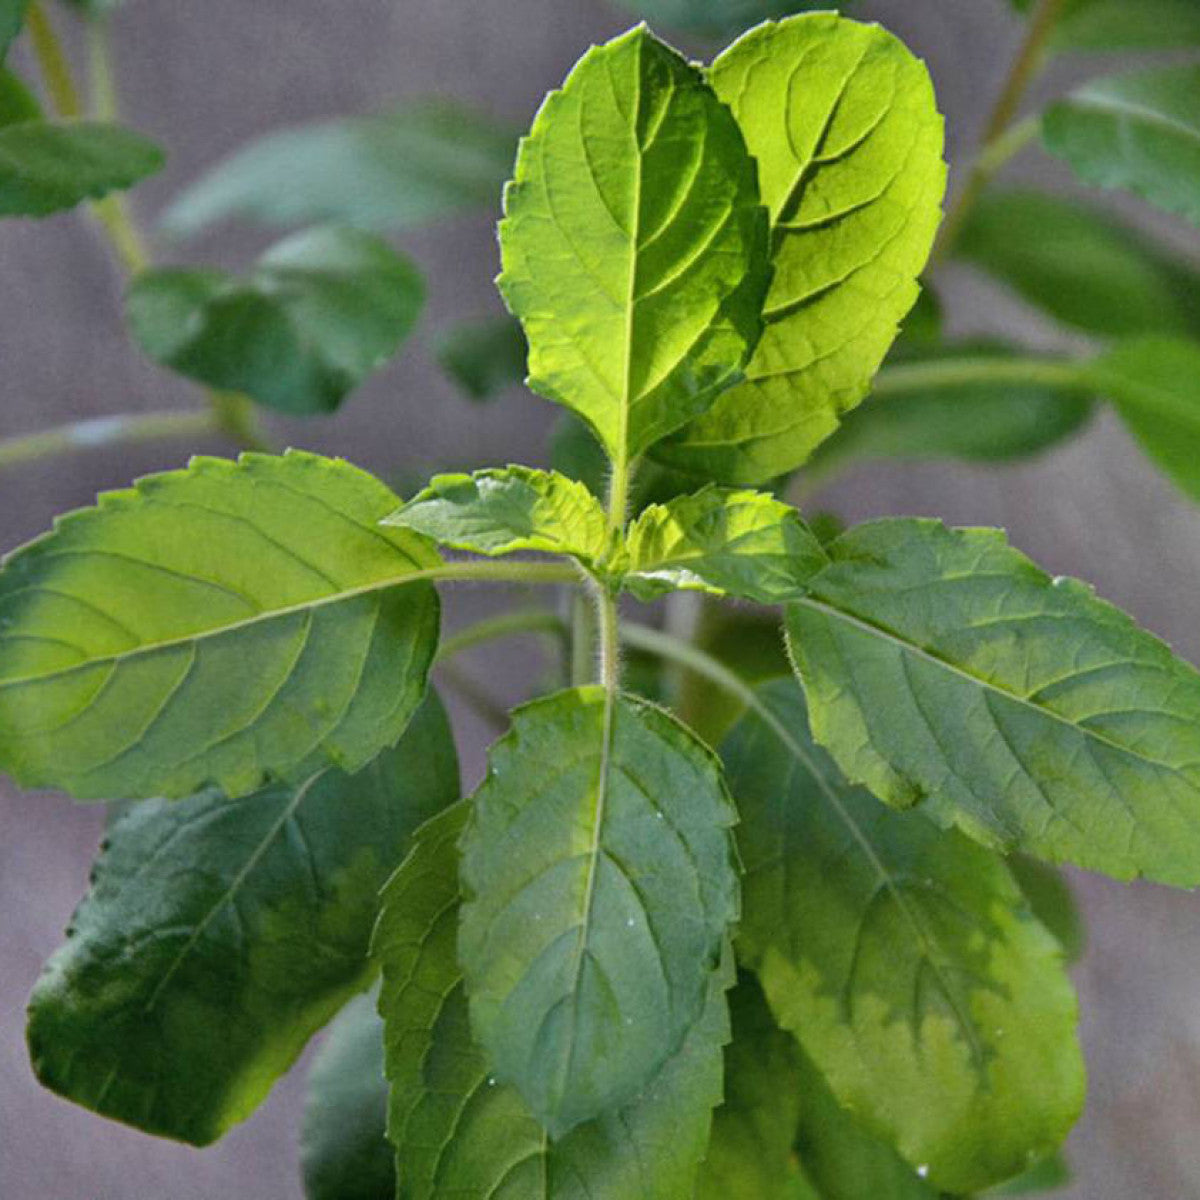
<box><xmin>2</xmin><ymin>2</ymin><xmax>1200</xmax><ymax>1196</ymax></box>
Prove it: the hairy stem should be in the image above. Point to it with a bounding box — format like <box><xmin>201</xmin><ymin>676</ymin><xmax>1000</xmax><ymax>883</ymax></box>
<box><xmin>933</xmin><ymin>0</ymin><xmax>1067</xmax><ymax>262</ymax></box>
<box><xmin>0</xmin><ymin>410</ymin><xmax>220</xmax><ymax>470</ymax></box>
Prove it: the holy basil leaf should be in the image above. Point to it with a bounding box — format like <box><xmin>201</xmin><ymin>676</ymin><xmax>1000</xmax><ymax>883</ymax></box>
<box><xmin>957</xmin><ymin>189</ymin><xmax>1200</xmax><ymax>339</ymax></box>
<box><xmin>161</xmin><ymin>102</ymin><xmax>517</xmax><ymax>237</ymax></box>
<box><xmin>375</xmin><ymin>802</ymin><xmax>734</xmax><ymax>1200</ymax></box>
<box><xmin>787</xmin><ymin>518</ymin><xmax>1200</xmax><ymax>886</ymax></box>
<box><xmin>0</xmin><ymin>0</ymin><xmax>28</xmax><ymax>62</ymax></box>
<box><xmin>1008</xmin><ymin>856</ymin><xmax>1086</xmax><ymax>966</ymax></box>
<box><xmin>301</xmin><ymin>994</ymin><xmax>395</xmax><ymax>1200</ymax></box>
<box><xmin>0</xmin><ymin>69</ymin><xmax>39</xmax><ymax>127</ymax></box>
<box><xmin>724</xmin><ymin>679</ymin><xmax>1084</xmax><ymax>1193</ymax></box>
<box><xmin>383</xmin><ymin>466</ymin><xmax>610</xmax><ymax>569</ymax></box>
<box><xmin>698</xmin><ymin>972</ymin><xmax>817</xmax><ymax>1200</ymax></box>
<box><xmin>26</xmin><ymin>693</ymin><xmax>459</xmax><ymax>1147</ymax></box>
<box><xmin>1013</xmin><ymin>0</ymin><xmax>1200</xmax><ymax>50</ymax></box>
<box><xmin>498</xmin><ymin>25</ymin><xmax>770</xmax><ymax>464</ymax></box>
<box><xmin>437</xmin><ymin>316</ymin><xmax>527</xmax><ymax>402</ymax></box>
<box><xmin>612</xmin><ymin>1</ymin><xmax>849</xmax><ymax>38</ymax></box>
<box><xmin>655</xmin><ymin>13</ymin><xmax>946</xmax><ymax>485</ymax></box>
<box><xmin>127</xmin><ymin>227</ymin><xmax>423</xmax><ymax>416</ymax></box>
<box><xmin>623</xmin><ymin>486</ymin><xmax>827</xmax><ymax>603</ymax></box>
<box><xmin>458</xmin><ymin>686</ymin><xmax>740</xmax><ymax>1136</ymax></box>
<box><xmin>810</xmin><ymin>344</ymin><xmax>1094</xmax><ymax>478</ymax></box>
<box><xmin>0</xmin><ymin>451</ymin><xmax>440</xmax><ymax>801</ymax></box>
<box><xmin>1087</xmin><ymin>336</ymin><xmax>1200</xmax><ymax>503</ymax></box>
<box><xmin>1043</xmin><ymin>66</ymin><xmax>1200</xmax><ymax>228</ymax></box>
<box><xmin>0</xmin><ymin>119</ymin><xmax>163</xmax><ymax>217</ymax></box>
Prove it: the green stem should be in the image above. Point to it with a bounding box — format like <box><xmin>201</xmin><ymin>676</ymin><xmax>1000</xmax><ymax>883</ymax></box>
<box><xmin>933</xmin><ymin>0</ymin><xmax>1067</xmax><ymax>263</ymax></box>
<box><xmin>596</xmin><ymin>585</ymin><xmax>621</xmax><ymax>698</ymax></box>
<box><xmin>0</xmin><ymin>409</ymin><xmax>220</xmax><ymax>470</ymax></box>
<box><xmin>86</xmin><ymin>14</ymin><xmax>118</xmax><ymax>120</ymax></box>
<box><xmin>436</xmin><ymin>610</ymin><xmax>568</xmax><ymax>664</ymax></box>
<box><xmin>26</xmin><ymin>3</ymin><xmax>82</xmax><ymax>118</ymax></box>
<box><xmin>872</xmin><ymin>355</ymin><xmax>1087</xmax><ymax>399</ymax></box>
<box><xmin>418</xmin><ymin>560</ymin><xmax>581</xmax><ymax>589</ymax></box>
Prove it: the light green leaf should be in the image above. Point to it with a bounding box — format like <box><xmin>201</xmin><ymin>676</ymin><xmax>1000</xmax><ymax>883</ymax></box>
<box><xmin>383</xmin><ymin>466</ymin><xmax>610</xmax><ymax>569</ymax></box>
<box><xmin>0</xmin><ymin>451</ymin><xmax>440</xmax><ymax>801</ymax></box>
<box><xmin>127</xmin><ymin>227</ymin><xmax>424</xmax><ymax>416</ymax></box>
<box><xmin>698</xmin><ymin>971</ymin><xmax>817</xmax><ymax>1200</ymax></box>
<box><xmin>987</xmin><ymin>1153</ymin><xmax>1071</xmax><ymax>1194</ymax></box>
<box><xmin>458</xmin><ymin>685</ymin><xmax>740</xmax><ymax>1136</ymax></box>
<box><xmin>655</xmin><ymin>13</ymin><xmax>946</xmax><ymax>484</ymax></box>
<box><xmin>0</xmin><ymin>69</ymin><xmax>39</xmax><ymax>127</ymax></box>
<box><xmin>1087</xmin><ymin>335</ymin><xmax>1200</xmax><ymax>503</ymax></box>
<box><xmin>810</xmin><ymin>344</ymin><xmax>1094</xmax><ymax>477</ymax></box>
<box><xmin>957</xmin><ymin>189</ymin><xmax>1200</xmax><ymax>339</ymax></box>
<box><xmin>0</xmin><ymin>119</ymin><xmax>163</xmax><ymax>217</ymax></box>
<box><xmin>723</xmin><ymin>678</ymin><xmax>1084</xmax><ymax>1193</ymax></box>
<box><xmin>437</xmin><ymin>316</ymin><xmax>527</xmax><ymax>402</ymax></box>
<box><xmin>612</xmin><ymin>1</ymin><xmax>849</xmax><ymax>38</ymax></box>
<box><xmin>1043</xmin><ymin>66</ymin><xmax>1200</xmax><ymax>227</ymax></box>
<box><xmin>1014</xmin><ymin>0</ymin><xmax>1200</xmax><ymax>50</ymax></box>
<box><xmin>161</xmin><ymin>102</ymin><xmax>516</xmax><ymax>238</ymax></box>
<box><xmin>301</xmin><ymin>994</ymin><xmax>395</xmax><ymax>1200</ymax></box>
<box><xmin>498</xmin><ymin>25</ymin><xmax>770</xmax><ymax>464</ymax></box>
<box><xmin>786</xmin><ymin>518</ymin><xmax>1200</xmax><ymax>885</ymax></box>
<box><xmin>375</xmin><ymin>801</ymin><xmax>734</xmax><ymax>1199</ymax></box>
<box><xmin>623</xmin><ymin>486</ymin><xmax>827</xmax><ymax>602</ymax></box>
<box><xmin>26</xmin><ymin>693</ymin><xmax>459</xmax><ymax>1146</ymax></box>
<box><xmin>0</xmin><ymin>0</ymin><xmax>28</xmax><ymax>62</ymax></box>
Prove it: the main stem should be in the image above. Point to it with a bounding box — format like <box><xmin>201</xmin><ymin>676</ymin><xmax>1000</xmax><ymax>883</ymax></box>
<box><xmin>933</xmin><ymin>0</ymin><xmax>1066</xmax><ymax>263</ymax></box>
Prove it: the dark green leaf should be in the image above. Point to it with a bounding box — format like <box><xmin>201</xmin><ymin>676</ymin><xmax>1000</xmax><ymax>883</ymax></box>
<box><xmin>724</xmin><ymin>679</ymin><xmax>1084</xmax><ymax>1193</ymax></box>
<box><xmin>498</xmin><ymin>25</ymin><xmax>770</xmax><ymax>463</ymax></box>
<box><xmin>623</xmin><ymin>486</ymin><xmax>828</xmax><ymax>602</ymax></box>
<box><xmin>0</xmin><ymin>451</ymin><xmax>440</xmax><ymax>801</ymax></box>
<box><xmin>655</xmin><ymin>13</ymin><xmax>946</xmax><ymax>484</ymax></box>
<box><xmin>127</xmin><ymin>227</ymin><xmax>424</xmax><ymax>416</ymax></box>
<box><xmin>458</xmin><ymin>686</ymin><xmax>740</xmax><ymax>1135</ymax></box>
<box><xmin>1014</xmin><ymin>0</ymin><xmax>1200</xmax><ymax>50</ymax></box>
<box><xmin>1088</xmin><ymin>336</ymin><xmax>1200</xmax><ymax>503</ymax></box>
<box><xmin>0</xmin><ymin>119</ymin><xmax>163</xmax><ymax>217</ymax></box>
<box><xmin>611</xmin><ymin>1</ymin><xmax>848</xmax><ymax>38</ymax></box>
<box><xmin>437</xmin><ymin>316</ymin><xmax>527</xmax><ymax>402</ymax></box>
<box><xmin>301</xmin><ymin>994</ymin><xmax>395</xmax><ymax>1200</ymax></box>
<box><xmin>957</xmin><ymin>189</ymin><xmax>1200</xmax><ymax>338</ymax></box>
<box><xmin>375</xmin><ymin>802</ymin><xmax>734</xmax><ymax>1199</ymax></box>
<box><xmin>1007</xmin><ymin>856</ymin><xmax>1085</xmax><ymax>965</ymax></box>
<box><xmin>787</xmin><ymin>518</ymin><xmax>1200</xmax><ymax>885</ymax></box>
<box><xmin>1043</xmin><ymin>66</ymin><xmax>1200</xmax><ymax>227</ymax></box>
<box><xmin>698</xmin><ymin>972</ymin><xmax>817</xmax><ymax>1200</ymax></box>
<box><xmin>27</xmin><ymin>693</ymin><xmax>460</xmax><ymax>1146</ymax></box>
<box><xmin>0</xmin><ymin>69</ymin><xmax>40</xmax><ymax>127</ymax></box>
<box><xmin>811</xmin><ymin>344</ymin><xmax>1094</xmax><ymax>476</ymax></box>
<box><xmin>383</xmin><ymin>466</ymin><xmax>610</xmax><ymax>568</ymax></box>
<box><xmin>161</xmin><ymin>102</ymin><xmax>516</xmax><ymax>237</ymax></box>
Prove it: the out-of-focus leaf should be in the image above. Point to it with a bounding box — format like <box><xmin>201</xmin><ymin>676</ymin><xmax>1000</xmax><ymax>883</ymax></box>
<box><xmin>612</xmin><ymin>0</ymin><xmax>849</xmax><ymax>38</ymax></box>
<box><xmin>0</xmin><ymin>0</ymin><xmax>28</xmax><ymax>62</ymax></box>
<box><xmin>127</xmin><ymin>227</ymin><xmax>424</xmax><ymax>415</ymax></box>
<box><xmin>958</xmin><ymin>189</ymin><xmax>1200</xmax><ymax>338</ymax></box>
<box><xmin>0</xmin><ymin>120</ymin><xmax>163</xmax><ymax>217</ymax></box>
<box><xmin>987</xmin><ymin>1153</ymin><xmax>1071</xmax><ymax>1194</ymax></box>
<box><xmin>0</xmin><ymin>69</ymin><xmax>39</xmax><ymax>126</ymax></box>
<box><xmin>1043</xmin><ymin>66</ymin><xmax>1200</xmax><ymax>227</ymax></box>
<box><xmin>1008</xmin><ymin>856</ymin><xmax>1086</xmax><ymax>965</ymax></box>
<box><xmin>1013</xmin><ymin>0</ymin><xmax>1200</xmax><ymax>50</ymax></box>
<box><xmin>161</xmin><ymin>102</ymin><xmax>516</xmax><ymax>237</ymax></box>
<box><xmin>436</xmin><ymin>316</ymin><xmax>526</xmax><ymax>402</ymax></box>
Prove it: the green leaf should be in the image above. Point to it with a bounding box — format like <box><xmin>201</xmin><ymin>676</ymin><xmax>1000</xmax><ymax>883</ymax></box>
<box><xmin>623</xmin><ymin>486</ymin><xmax>827</xmax><ymax>602</ymax></box>
<box><xmin>0</xmin><ymin>450</ymin><xmax>440</xmax><ymax>801</ymax></box>
<box><xmin>723</xmin><ymin>678</ymin><xmax>1084</xmax><ymax>1193</ymax></box>
<box><xmin>957</xmin><ymin>189</ymin><xmax>1200</xmax><ymax>339</ymax></box>
<box><xmin>375</xmin><ymin>802</ymin><xmax>734</xmax><ymax>1199</ymax></box>
<box><xmin>301</xmin><ymin>994</ymin><xmax>395</xmax><ymax>1200</ymax></box>
<box><xmin>458</xmin><ymin>685</ymin><xmax>740</xmax><ymax>1135</ymax></box>
<box><xmin>383</xmin><ymin>466</ymin><xmax>610</xmax><ymax>569</ymax></box>
<box><xmin>1087</xmin><ymin>335</ymin><xmax>1200</xmax><ymax>503</ymax></box>
<box><xmin>437</xmin><ymin>316</ymin><xmax>527</xmax><ymax>402</ymax></box>
<box><xmin>786</xmin><ymin>518</ymin><xmax>1200</xmax><ymax>886</ymax></box>
<box><xmin>654</xmin><ymin>13</ymin><xmax>946</xmax><ymax>485</ymax></box>
<box><xmin>810</xmin><ymin>344</ymin><xmax>1094</xmax><ymax>476</ymax></box>
<box><xmin>0</xmin><ymin>0</ymin><xmax>28</xmax><ymax>62</ymax></box>
<box><xmin>1043</xmin><ymin>66</ymin><xmax>1200</xmax><ymax>228</ymax></box>
<box><xmin>498</xmin><ymin>25</ymin><xmax>770</xmax><ymax>464</ymax></box>
<box><xmin>127</xmin><ymin>227</ymin><xmax>424</xmax><ymax>416</ymax></box>
<box><xmin>1014</xmin><ymin>0</ymin><xmax>1200</xmax><ymax>50</ymax></box>
<box><xmin>161</xmin><ymin>102</ymin><xmax>517</xmax><ymax>238</ymax></box>
<box><xmin>0</xmin><ymin>119</ymin><xmax>163</xmax><ymax>217</ymax></box>
<box><xmin>1008</xmin><ymin>856</ymin><xmax>1085</xmax><ymax>965</ymax></box>
<box><xmin>26</xmin><ymin>693</ymin><xmax>460</xmax><ymax>1146</ymax></box>
<box><xmin>612</xmin><ymin>1</ymin><xmax>848</xmax><ymax>38</ymax></box>
<box><xmin>987</xmin><ymin>1153</ymin><xmax>1071</xmax><ymax>1194</ymax></box>
<box><xmin>0</xmin><ymin>69</ymin><xmax>40</xmax><ymax>127</ymax></box>
<box><xmin>698</xmin><ymin>972</ymin><xmax>817</xmax><ymax>1200</ymax></box>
